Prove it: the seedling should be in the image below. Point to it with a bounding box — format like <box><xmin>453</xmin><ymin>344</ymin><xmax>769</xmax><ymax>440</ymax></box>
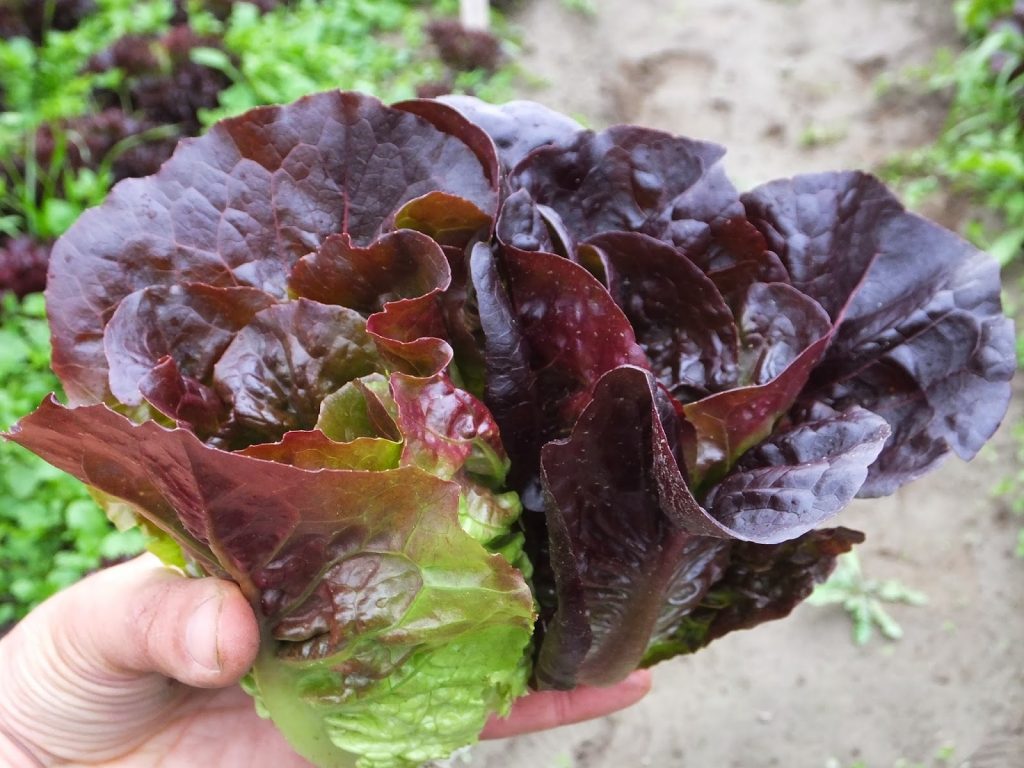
<box><xmin>808</xmin><ymin>552</ymin><xmax>928</xmax><ymax>644</ymax></box>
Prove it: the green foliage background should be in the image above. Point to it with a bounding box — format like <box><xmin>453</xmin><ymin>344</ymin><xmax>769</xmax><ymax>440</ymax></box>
<box><xmin>885</xmin><ymin>0</ymin><xmax>1024</xmax><ymax>267</ymax></box>
<box><xmin>0</xmin><ymin>294</ymin><xmax>145</xmax><ymax>628</ymax></box>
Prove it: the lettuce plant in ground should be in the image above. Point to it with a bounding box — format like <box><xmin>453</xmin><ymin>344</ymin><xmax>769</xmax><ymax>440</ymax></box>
<box><xmin>6</xmin><ymin>92</ymin><xmax>1015</xmax><ymax>767</ymax></box>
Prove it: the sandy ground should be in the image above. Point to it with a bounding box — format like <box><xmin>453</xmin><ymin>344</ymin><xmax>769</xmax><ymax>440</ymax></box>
<box><xmin>465</xmin><ymin>1</ymin><xmax>1024</xmax><ymax>766</ymax></box>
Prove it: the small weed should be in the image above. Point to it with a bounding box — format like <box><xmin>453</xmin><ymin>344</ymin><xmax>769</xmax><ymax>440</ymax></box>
<box><xmin>934</xmin><ymin>744</ymin><xmax>957</xmax><ymax>763</ymax></box>
<box><xmin>560</xmin><ymin>0</ymin><xmax>597</xmax><ymax>16</ymax></box>
<box><xmin>798</xmin><ymin>123</ymin><xmax>846</xmax><ymax>149</ymax></box>
<box><xmin>807</xmin><ymin>552</ymin><xmax>927</xmax><ymax>644</ymax></box>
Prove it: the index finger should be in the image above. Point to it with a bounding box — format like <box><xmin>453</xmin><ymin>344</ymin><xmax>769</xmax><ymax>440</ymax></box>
<box><xmin>480</xmin><ymin>669</ymin><xmax>652</xmax><ymax>739</ymax></box>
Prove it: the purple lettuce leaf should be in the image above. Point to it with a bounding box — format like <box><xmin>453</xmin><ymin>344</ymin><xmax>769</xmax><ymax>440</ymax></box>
<box><xmin>744</xmin><ymin>172</ymin><xmax>1016</xmax><ymax>494</ymax></box>
<box><xmin>393</xmin><ymin>192</ymin><xmax>493</xmax><ymax>249</ymax></box>
<box><xmin>583</xmin><ymin>231</ymin><xmax>739</xmax><ymax>398</ymax></box>
<box><xmin>736</xmin><ymin>282</ymin><xmax>832</xmax><ymax>385</ymax></box>
<box><xmin>47</xmin><ymin>92</ymin><xmax>499</xmax><ymax>405</ymax></box>
<box><xmin>285</xmin><ymin>224</ymin><xmax>460</xmax><ymax>382</ymax></box>
<box><xmin>502</xmin><ymin>247</ymin><xmax>649</xmax><ymax>428</ymax></box>
<box><xmin>391</xmin><ymin>97</ymin><xmax>502</xmax><ymax>196</ymax></box>
<box><xmin>365</xmin><ymin>290</ymin><xmax>454</xmax><ymax>377</ymax></box>
<box><xmin>671</xmin><ymin>217</ymin><xmax>789</xmax><ymax>295</ymax></box>
<box><xmin>508</xmin><ymin>126</ymin><xmax>733</xmax><ymax>243</ymax></box>
<box><xmin>537</xmin><ymin>368</ymin><xmax>727</xmax><ymax>687</ymax></box>
<box><xmin>139</xmin><ymin>356</ymin><xmax>228</xmax><ymax>437</ymax></box>
<box><xmin>104</xmin><ymin>284</ymin><xmax>275</xmax><ymax>407</ymax></box>
<box><xmin>643</xmin><ymin>527</ymin><xmax>864</xmax><ymax>663</ymax></box>
<box><xmin>702</xmin><ymin>406</ymin><xmax>890</xmax><ymax>536</ymax></box>
<box><xmin>437</xmin><ymin>96</ymin><xmax>584</xmax><ymax>172</ymax></box>
<box><xmin>742</xmin><ymin>172</ymin><xmax>902</xmax><ymax>320</ymax></box>
<box><xmin>680</xmin><ymin>334</ymin><xmax>831</xmax><ymax>488</ymax></box>
<box><xmin>496</xmin><ymin>189</ymin><xmax>560</xmax><ymax>257</ymax></box>
<box><xmin>288</xmin><ymin>230</ymin><xmax>451</xmax><ymax>313</ymax></box>
<box><xmin>211</xmin><ymin>300</ymin><xmax>382</xmax><ymax>446</ymax></box>
<box><xmin>388</xmin><ymin>371</ymin><xmax>506</xmax><ymax>482</ymax></box>
<box><xmin>435</xmin><ymin>241</ymin><xmax>490</xmax><ymax>399</ymax></box>
<box><xmin>469</xmin><ymin>243</ymin><xmax>545</xmax><ymax>510</ymax></box>
<box><xmin>536</xmin><ymin>366</ymin><xmax>879</xmax><ymax>687</ymax></box>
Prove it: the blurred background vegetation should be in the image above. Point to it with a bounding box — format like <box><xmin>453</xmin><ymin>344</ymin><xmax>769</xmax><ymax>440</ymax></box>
<box><xmin>1</xmin><ymin>0</ymin><xmax>1022</xmax><ymax>633</ymax></box>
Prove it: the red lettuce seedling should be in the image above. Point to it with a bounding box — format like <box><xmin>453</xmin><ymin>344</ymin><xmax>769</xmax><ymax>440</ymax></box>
<box><xmin>6</xmin><ymin>92</ymin><xmax>1014</xmax><ymax>767</ymax></box>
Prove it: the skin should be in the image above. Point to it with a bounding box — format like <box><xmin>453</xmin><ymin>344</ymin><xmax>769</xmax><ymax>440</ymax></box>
<box><xmin>0</xmin><ymin>555</ymin><xmax>652</xmax><ymax>767</ymax></box>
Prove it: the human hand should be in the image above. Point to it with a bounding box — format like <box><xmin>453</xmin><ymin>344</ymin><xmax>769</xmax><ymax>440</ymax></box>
<box><xmin>0</xmin><ymin>555</ymin><xmax>652</xmax><ymax>767</ymax></box>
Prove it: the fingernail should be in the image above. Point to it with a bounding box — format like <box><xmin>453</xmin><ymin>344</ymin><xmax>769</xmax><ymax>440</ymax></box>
<box><xmin>186</xmin><ymin>594</ymin><xmax>223</xmax><ymax>672</ymax></box>
<box><xmin>624</xmin><ymin>669</ymin><xmax>653</xmax><ymax>693</ymax></box>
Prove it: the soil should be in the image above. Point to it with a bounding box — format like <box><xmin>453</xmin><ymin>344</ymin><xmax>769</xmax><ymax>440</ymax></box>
<box><xmin>466</xmin><ymin>1</ymin><xmax>1024</xmax><ymax>766</ymax></box>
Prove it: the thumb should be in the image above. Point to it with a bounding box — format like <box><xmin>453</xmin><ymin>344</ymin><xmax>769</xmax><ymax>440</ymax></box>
<box><xmin>45</xmin><ymin>553</ymin><xmax>259</xmax><ymax>688</ymax></box>
<box><xmin>0</xmin><ymin>554</ymin><xmax>260</xmax><ymax>763</ymax></box>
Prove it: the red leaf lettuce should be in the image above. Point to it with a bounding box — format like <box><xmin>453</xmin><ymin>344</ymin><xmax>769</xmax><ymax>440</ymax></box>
<box><xmin>6</xmin><ymin>92</ymin><xmax>1014</xmax><ymax>765</ymax></box>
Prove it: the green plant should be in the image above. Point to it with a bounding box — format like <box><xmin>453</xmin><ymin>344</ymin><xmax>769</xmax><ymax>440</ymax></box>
<box><xmin>0</xmin><ymin>293</ymin><xmax>143</xmax><ymax>630</ymax></box>
<box><xmin>956</xmin><ymin>0</ymin><xmax>1015</xmax><ymax>34</ymax></box>
<box><xmin>0</xmin><ymin>0</ymin><xmax>177</xmax><ymax>241</ymax></box>
<box><xmin>560</xmin><ymin>0</ymin><xmax>596</xmax><ymax>16</ymax></box>
<box><xmin>807</xmin><ymin>552</ymin><xmax>928</xmax><ymax>644</ymax></box>
<box><xmin>882</xmin><ymin>0</ymin><xmax>1024</xmax><ymax>266</ymax></box>
<box><xmin>798</xmin><ymin>122</ymin><xmax>846</xmax><ymax>149</ymax></box>
<box><xmin>0</xmin><ymin>131</ymin><xmax>110</xmax><ymax>241</ymax></box>
<box><xmin>0</xmin><ymin>0</ymin><xmax>173</xmax><ymax>140</ymax></box>
<box><xmin>192</xmin><ymin>0</ymin><xmax>500</xmax><ymax>125</ymax></box>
